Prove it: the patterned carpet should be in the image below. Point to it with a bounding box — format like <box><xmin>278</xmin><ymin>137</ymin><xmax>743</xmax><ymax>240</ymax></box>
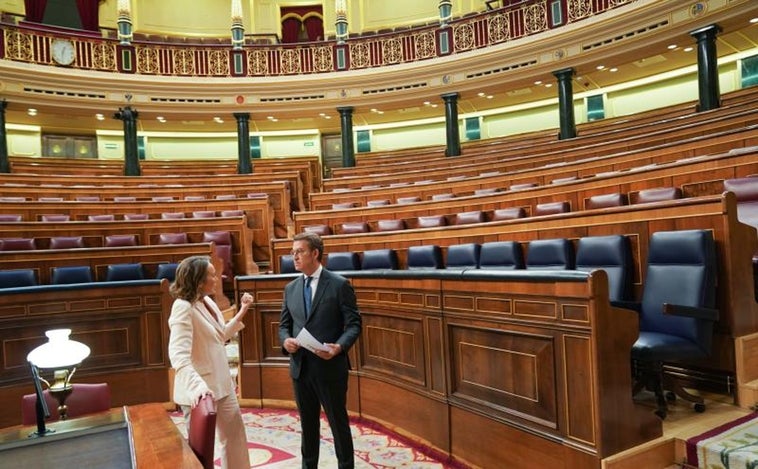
<box><xmin>170</xmin><ymin>407</ymin><xmax>467</xmax><ymax>468</ymax></box>
<box><xmin>686</xmin><ymin>412</ymin><xmax>758</xmax><ymax>468</ymax></box>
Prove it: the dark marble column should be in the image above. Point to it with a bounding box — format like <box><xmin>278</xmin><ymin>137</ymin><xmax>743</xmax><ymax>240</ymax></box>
<box><xmin>553</xmin><ymin>68</ymin><xmax>576</xmax><ymax>140</ymax></box>
<box><xmin>0</xmin><ymin>100</ymin><xmax>9</xmax><ymax>173</ymax></box>
<box><xmin>690</xmin><ymin>24</ymin><xmax>722</xmax><ymax>112</ymax></box>
<box><xmin>234</xmin><ymin>112</ymin><xmax>252</xmax><ymax>174</ymax></box>
<box><xmin>114</xmin><ymin>106</ymin><xmax>140</xmax><ymax>176</ymax></box>
<box><xmin>337</xmin><ymin>106</ymin><xmax>355</xmax><ymax>167</ymax></box>
<box><xmin>441</xmin><ymin>92</ymin><xmax>461</xmax><ymax>156</ymax></box>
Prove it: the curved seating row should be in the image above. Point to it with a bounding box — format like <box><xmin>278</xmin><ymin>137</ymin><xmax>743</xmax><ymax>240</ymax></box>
<box><xmin>0</xmin><ymin>262</ymin><xmax>178</xmax><ymax>288</ymax></box>
<box><xmin>301</xmin><ymin>185</ymin><xmax>686</xmax><ymax>235</ymax></box>
<box><xmin>281</xmin><ymin>235</ymin><xmax>633</xmax><ymax>303</ymax></box>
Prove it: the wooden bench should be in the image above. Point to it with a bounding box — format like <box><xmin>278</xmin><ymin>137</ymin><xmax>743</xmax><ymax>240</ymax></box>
<box><xmin>296</xmin><ymin>145</ymin><xmax>758</xmax><ymax>233</ymax></box>
<box><xmin>0</xmin><ymin>197</ymin><xmax>274</xmax><ymax>264</ymax></box>
<box><xmin>0</xmin><ymin>216</ymin><xmax>258</xmax><ymax>275</ymax></box>
<box><xmin>0</xmin><ymin>243</ymin><xmax>227</xmax><ymax>307</ymax></box>
<box><xmin>335</xmin><ymin>88</ymin><xmax>758</xmax><ymax>177</ymax></box>
<box><xmin>0</xmin><ymin>181</ymin><xmax>291</xmax><ymax>240</ymax></box>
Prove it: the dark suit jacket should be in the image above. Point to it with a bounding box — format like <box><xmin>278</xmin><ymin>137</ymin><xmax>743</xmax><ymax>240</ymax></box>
<box><xmin>279</xmin><ymin>268</ymin><xmax>362</xmax><ymax>380</ymax></box>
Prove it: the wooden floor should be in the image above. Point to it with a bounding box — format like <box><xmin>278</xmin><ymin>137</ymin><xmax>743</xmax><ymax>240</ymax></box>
<box><xmin>602</xmin><ymin>391</ymin><xmax>752</xmax><ymax>469</ymax></box>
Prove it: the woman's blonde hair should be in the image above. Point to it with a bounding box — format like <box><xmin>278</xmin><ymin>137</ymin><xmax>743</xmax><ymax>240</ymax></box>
<box><xmin>169</xmin><ymin>255</ymin><xmax>211</xmax><ymax>302</ymax></box>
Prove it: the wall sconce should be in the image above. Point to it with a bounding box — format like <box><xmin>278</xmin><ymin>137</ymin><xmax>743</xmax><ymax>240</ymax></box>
<box><xmin>27</xmin><ymin>329</ymin><xmax>90</xmax><ymax>437</ymax></box>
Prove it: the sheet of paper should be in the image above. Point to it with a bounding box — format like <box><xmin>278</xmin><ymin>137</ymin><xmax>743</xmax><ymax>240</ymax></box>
<box><xmin>296</xmin><ymin>328</ymin><xmax>330</xmax><ymax>353</ymax></box>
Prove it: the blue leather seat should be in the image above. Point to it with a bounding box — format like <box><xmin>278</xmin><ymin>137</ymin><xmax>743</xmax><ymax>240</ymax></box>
<box><xmin>575</xmin><ymin>235</ymin><xmax>632</xmax><ymax>303</ymax></box>
<box><xmin>51</xmin><ymin>266</ymin><xmax>93</xmax><ymax>284</ymax></box>
<box><xmin>325</xmin><ymin>252</ymin><xmax>361</xmax><ymax>271</ymax></box>
<box><xmin>280</xmin><ymin>255</ymin><xmax>296</xmax><ymax>274</ymax></box>
<box><xmin>445</xmin><ymin>243</ymin><xmax>481</xmax><ymax>269</ymax></box>
<box><xmin>105</xmin><ymin>263</ymin><xmax>145</xmax><ymax>281</ymax></box>
<box><xmin>156</xmin><ymin>263</ymin><xmax>179</xmax><ymax>281</ymax></box>
<box><xmin>407</xmin><ymin>245</ymin><xmax>443</xmax><ymax>270</ymax></box>
<box><xmin>360</xmin><ymin>249</ymin><xmax>399</xmax><ymax>270</ymax></box>
<box><xmin>0</xmin><ymin>269</ymin><xmax>37</xmax><ymax>288</ymax></box>
<box><xmin>479</xmin><ymin>241</ymin><xmax>524</xmax><ymax>270</ymax></box>
<box><xmin>630</xmin><ymin>229</ymin><xmax>718</xmax><ymax>419</ymax></box>
<box><xmin>526</xmin><ymin>238</ymin><xmax>574</xmax><ymax>270</ymax></box>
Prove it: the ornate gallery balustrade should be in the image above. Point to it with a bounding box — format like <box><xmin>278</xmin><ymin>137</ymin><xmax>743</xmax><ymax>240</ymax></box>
<box><xmin>0</xmin><ymin>0</ymin><xmax>636</xmax><ymax>76</ymax></box>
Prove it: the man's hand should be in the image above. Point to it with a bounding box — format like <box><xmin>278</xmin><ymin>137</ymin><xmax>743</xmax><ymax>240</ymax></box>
<box><xmin>192</xmin><ymin>389</ymin><xmax>214</xmax><ymax>409</ymax></box>
<box><xmin>315</xmin><ymin>343</ymin><xmax>342</xmax><ymax>360</ymax></box>
<box><xmin>283</xmin><ymin>337</ymin><xmax>300</xmax><ymax>354</ymax></box>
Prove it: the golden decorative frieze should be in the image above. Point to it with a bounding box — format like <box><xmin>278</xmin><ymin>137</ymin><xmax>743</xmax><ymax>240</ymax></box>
<box><xmin>311</xmin><ymin>45</ymin><xmax>334</xmax><ymax>72</ymax></box>
<box><xmin>248</xmin><ymin>49</ymin><xmax>269</xmax><ymax>75</ymax></box>
<box><xmin>208</xmin><ymin>49</ymin><xmax>230</xmax><ymax>75</ymax></box>
<box><xmin>382</xmin><ymin>37</ymin><xmax>403</xmax><ymax>64</ymax></box>
<box><xmin>136</xmin><ymin>46</ymin><xmax>160</xmax><ymax>74</ymax></box>
<box><xmin>452</xmin><ymin>22</ymin><xmax>475</xmax><ymax>52</ymax></box>
<box><xmin>568</xmin><ymin>0</ymin><xmax>594</xmax><ymax>22</ymax></box>
<box><xmin>5</xmin><ymin>31</ymin><xmax>33</xmax><ymax>62</ymax></box>
<box><xmin>414</xmin><ymin>30</ymin><xmax>436</xmax><ymax>59</ymax></box>
<box><xmin>487</xmin><ymin>13</ymin><xmax>511</xmax><ymax>44</ymax></box>
<box><xmin>279</xmin><ymin>48</ymin><xmax>302</xmax><ymax>74</ymax></box>
<box><xmin>173</xmin><ymin>48</ymin><xmax>196</xmax><ymax>75</ymax></box>
<box><xmin>524</xmin><ymin>3</ymin><xmax>548</xmax><ymax>35</ymax></box>
<box><xmin>349</xmin><ymin>42</ymin><xmax>371</xmax><ymax>69</ymax></box>
<box><xmin>91</xmin><ymin>42</ymin><xmax>117</xmax><ymax>71</ymax></box>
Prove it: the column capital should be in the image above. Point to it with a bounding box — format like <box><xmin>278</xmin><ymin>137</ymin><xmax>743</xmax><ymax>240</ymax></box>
<box><xmin>690</xmin><ymin>23</ymin><xmax>722</xmax><ymax>39</ymax></box>
<box><xmin>0</xmin><ymin>99</ymin><xmax>6</xmax><ymax>111</ymax></box>
<box><xmin>440</xmin><ymin>92</ymin><xmax>459</xmax><ymax>101</ymax></box>
<box><xmin>233</xmin><ymin>112</ymin><xmax>250</xmax><ymax>120</ymax></box>
<box><xmin>336</xmin><ymin>106</ymin><xmax>354</xmax><ymax>114</ymax></box>
<box><xmin>552</xmin><ymin>67</ymin><xmax>575</xmax><ymax>79</ymax></box>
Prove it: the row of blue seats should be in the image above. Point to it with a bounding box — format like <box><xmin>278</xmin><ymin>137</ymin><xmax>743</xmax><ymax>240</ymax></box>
<box><xmin>0</xmin><ymin>262</ymin><xmax>178</xmax><ymax>288</ymax></box>
<box><xmin>280</xmin><ymin>235</ymin><xmax>633</xmax><ymax>302</ymax></box>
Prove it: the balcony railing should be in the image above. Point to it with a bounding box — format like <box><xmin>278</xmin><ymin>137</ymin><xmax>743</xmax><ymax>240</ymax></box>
<box><xmin>0</xmin><ymin>0</ymin><xmax>636</xmax><ymax>77</ymax></box>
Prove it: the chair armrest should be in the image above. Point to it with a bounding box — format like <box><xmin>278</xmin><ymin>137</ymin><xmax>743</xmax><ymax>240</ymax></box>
<box><xmin>611</xmin><ymin>300</ymin><xmax>641</xmax><ymax>312</ymax></box>
<box><xmin>663</xmin><ymin>303</ymin><xmax>719</xmax><ymax>322</ymax></box>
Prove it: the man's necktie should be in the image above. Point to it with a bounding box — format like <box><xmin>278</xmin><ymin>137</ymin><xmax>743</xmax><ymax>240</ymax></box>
<box><xmin>304</xmin><ymin>276</ymin><xmax>312</xmax><ymax>318</ymax></box>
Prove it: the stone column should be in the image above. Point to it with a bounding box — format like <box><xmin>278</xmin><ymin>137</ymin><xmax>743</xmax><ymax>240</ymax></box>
<box><xmin>0</xmin><ymin>100</ymin><xmax>9</xmax><ymax>173</ymax></box>
<box><xmin>337</xmin><ymin>106</ymin><xmax>355</xmax><ymax>167</ymax></box>
<box><xmin>441</xmin><ymin>92</ymin><xmax>461</xmax><ymax>156</ymax></box>
<box><xmin>553</xmin><ymin>67</ymin><xmax>576</xmax><ymax>140</ymax></box>
<box><xmin>234</xmin><ymin>112</ymin><xmax>252</xmax><ymax>174</ymax></box>
<box><xmin>114</xmin><ymin>106</ymin><xmax>140</xmax><ymax>176</ymax></box>
<box><xmin>690</xmin><ymin>24</ymin><xmax>722</xmax><ymax>112</ymax></box>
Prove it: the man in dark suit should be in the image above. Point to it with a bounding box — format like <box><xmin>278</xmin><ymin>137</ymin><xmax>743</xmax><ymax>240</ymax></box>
<box><xmin>279</xmin><ymin>232</ymin><xmax>362</xmax><ymax>469</ymax></box>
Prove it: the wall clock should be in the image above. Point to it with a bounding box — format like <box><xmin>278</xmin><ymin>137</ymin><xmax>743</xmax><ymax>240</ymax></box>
<box><xmin>51</xmin><ymin>39</ymin><xmax>75</xmax><ymax>66</ymax></box>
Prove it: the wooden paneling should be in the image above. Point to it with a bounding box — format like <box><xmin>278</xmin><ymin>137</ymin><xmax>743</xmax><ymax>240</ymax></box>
<box><xmin>235</xmin><ymin>270</ymin><xmax>662</xmax><ymax>467</ymax></box>
<box><xmin>0</xmin><ymin>281</ymin><xmax>172</xmax><ymax>428</ymax></box>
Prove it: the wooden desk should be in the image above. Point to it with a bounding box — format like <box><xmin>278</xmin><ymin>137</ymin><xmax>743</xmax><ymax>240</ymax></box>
<box><xmin>0</xmin><ymin>404</ymin><xmax>201</xmax><ymax>468</ymax></box>
<box><xmin>128</xmin><ymin>403</ymin><xmax>202</xmax><ymax>468</ymax></box>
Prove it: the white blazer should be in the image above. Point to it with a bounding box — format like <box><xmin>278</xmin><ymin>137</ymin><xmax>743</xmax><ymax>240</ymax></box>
<box><xmin>168</xmin><ymin>296</ymin><xmax>244</xmax><ymax>406</ymax></box>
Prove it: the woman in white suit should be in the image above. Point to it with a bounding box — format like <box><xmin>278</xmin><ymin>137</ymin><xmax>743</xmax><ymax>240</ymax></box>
<box><xmin>168</xmin><ymin>255</ymin><xmax>252</xmax><ymax>469</ymax></box>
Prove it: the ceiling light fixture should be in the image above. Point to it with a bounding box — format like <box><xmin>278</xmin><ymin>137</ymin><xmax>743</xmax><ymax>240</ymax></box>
<box><xmin>684</xmin><ymin>47</ymin><xmax>694</xmax><ymax>52</ymax></box>
<box><xmin>667</xmin><ymin>44</ymin><xmax>677</xmax><ymax>50</ymax></box>
<box><xmin>28</xmin><ymin>108</ymin><xmax>38</xmax><ymax>116</ymax></box>
<box><xmin>95</xmin><ymin>113</ymin><xmax>105</xmax><ymax>120</ymax></box>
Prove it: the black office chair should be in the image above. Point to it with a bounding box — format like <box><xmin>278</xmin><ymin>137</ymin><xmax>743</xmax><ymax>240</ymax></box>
<box><xmin>575</xmin><ymin>235</ymin><xmax>632</xmax><ymax>303</ymax></box>
<box><xmin>479</xmin><ymin>241</ymin><xmax>524</xmax><ymax>270</ymax></box>
<box><xmin>325</xmin><ymin>252</ymin><xmax>361</xmax><ymax>271</ymax></box>
<box><xmin>445</xmin><ymin>243</ymin><xmax>481</xmax><ymax>270</ymax></box>
<box><xmin>361</xmin><ymin>249</ymin><xmax>399</xmax><ymax>270</ymax></box>
<box><xmin>628</xmin><ymin>229</ymin><xmax>719</xmax><ymax>419</ymax></box>
<box><xmin>525</xmin><ymin>238</ymin><xmax>574</xmax><ymax>270</ymax></box>
<box><xmin>407</xmin><ymin>245</ymin><xmax>443</xmax><ymax>270</ymax></box>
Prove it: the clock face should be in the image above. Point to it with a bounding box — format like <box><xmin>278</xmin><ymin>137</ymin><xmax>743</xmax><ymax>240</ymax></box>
<box><xmin>51</xmin><ymin>39</ymin><xmax>75</xmax><ymax>65</ymax></box>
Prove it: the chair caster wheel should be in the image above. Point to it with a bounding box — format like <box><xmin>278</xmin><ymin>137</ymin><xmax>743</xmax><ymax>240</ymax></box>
<box><xmin>694</xmin><ymin>403</ymin><xmax>706</xmax><ymax>413</ymax></box>
<box><xmin>654</xmin><ymin>409</ymin><xmax>668</xmax><ymax>419</ymax></box>
<box><xmin>665</xmin><ymin>391</ymin><xmax>676</xmax><ymax>402</ymax></box>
